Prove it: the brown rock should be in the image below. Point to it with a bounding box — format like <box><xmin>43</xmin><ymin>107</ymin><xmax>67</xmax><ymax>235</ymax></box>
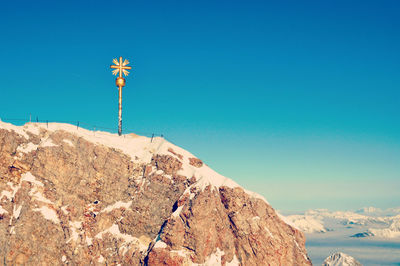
<box><xmin>167</xmin><ymin>148</ymin><xmax>183</xmax><ymax>160</ymax></box>
<box><xmin>189</xmin><ymin>157</ymin><xmax>203</xmax><ymax>168</ymax></box>
<box><xmin>151</xmin><ymin>154</ymin><xmax>182</xmax><ymax>176</ymax></box>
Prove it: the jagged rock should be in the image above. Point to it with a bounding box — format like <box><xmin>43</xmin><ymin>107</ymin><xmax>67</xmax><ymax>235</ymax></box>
<box><xmin>0</xmin><ymin>122</ymin><xmax>312</xmax><ymax>265</ymax></box>
<box><xmin>189</xmin><ymin>157</ymin><xmax>203</xmax><ymax>168</ymax></box>
<box><xmin>323</xmin><ymin>252</ymin><xmax>362</xmax><ymax>266</ymax></box>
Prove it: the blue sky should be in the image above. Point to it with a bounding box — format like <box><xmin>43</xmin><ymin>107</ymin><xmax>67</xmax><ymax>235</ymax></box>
<box><xmin>0</xmin><ymin>0</ymin><xmax>399</xmax><ymax>211</ymax></box>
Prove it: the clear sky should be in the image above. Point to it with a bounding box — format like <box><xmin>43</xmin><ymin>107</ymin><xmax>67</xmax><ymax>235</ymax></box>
<box><xmin>0</xmin><ymin>0</ymin><xmax>399</xmax><ymax>212</ymax></box>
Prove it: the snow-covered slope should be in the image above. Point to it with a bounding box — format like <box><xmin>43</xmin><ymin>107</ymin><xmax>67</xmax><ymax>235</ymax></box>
<box><xmin>0</xmin><ymin>121</ymin><xmax>266</xmax><ymax>202</ymax></box>
<box><xmin>323</xmin><ymin>252</ymin><xmax>362</xmax><ymax>266</ymax></box>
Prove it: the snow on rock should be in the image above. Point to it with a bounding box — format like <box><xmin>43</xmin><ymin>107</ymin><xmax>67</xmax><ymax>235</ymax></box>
<box><xmin>264</xmin><ymin>226</ymin><xmax>274</xmax><ymax>238</ymax></box>
<box><xmin>1</xmin><ymin>121</ymin><xmax>268</xmax><ymax>203</ymax></box>
<box><xmin>40</xmin><ymin>137</ymin><xmax>57</xmax><ymax>147</ymax></box>
<box><xmin>153</xmin><ymin>240</ymin><xmax>167</xmax><ymax>249</ymax></box>
<box><xmin>17</xmin><ymin>142</ymin><xmax>38</xmax><ymax>154</ymax></box>
<box><xmin>323</xmin><ymin>252</ymin><xmax>362</xmax><ymax>266</ymax></box>
<box><xmin>171</xmin><ymin>205</ymin><xmax>184</xmax><ymax>218</ymax></box>
<box><xmin>33</xmin><ymin>206</ymin><xmax>60</xmax><ymax>224</ymax></box>
<box><xmin>194</xmin><ymin>248</ymin><xmax>225</xmax><ymax>266</ymax></box>
<box><xmin>12</xmin><ymin>205</ymin><xmax>23</xmax><ymax>220</ymax></box>
<box><xmin>21</xmin><ymin>172</ymin><xmax>44</xmax><ymax>187</ymax></box>
<box><xmin>285</xmin><ymin>214</ymin><xmax>327</xmax><ymax>233</ymax></box>
<box><xmin>0</xmin><ymin>190</ymin><xmax>12</xmax><ymax>201</ymax></box>
<box><xmin>0</xmin><ymin>205</ymin><xmax>8</xmax><ymax>215</ymax></box>
<box><xmin>63</xmin><ymin>139</ymin><xmax>74</xmax><ymax>147</ymax></box>
<box><xmin>100</xmin><ymin>200</ymin><xmax>132</xmax><ymax>213</ymax></box>
<box><xmin>226</xmin><ymin>255</ymin><xmax>240</xmax><ymax>266</ymax></box>
<box><xmin>156</xmin><ymin>140</ymin><xmax>268</xmax><ymax>203</ymax></box>
<box><xmin>61</xmin><ymin>206</ymin><xmax>69</xmax><ymax>215</ymax></box>
<box><xmin>67</xmin><ymin>221</ymin><xmax>82</xmax><ymax>243</ymax></box>
<box><xmin>95</xmin><ymin>224</ymin><xmax>147</xmax><ymax>252</ymax></box>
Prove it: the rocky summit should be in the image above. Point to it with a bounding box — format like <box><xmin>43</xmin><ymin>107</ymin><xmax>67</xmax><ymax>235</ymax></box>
<box><xmin>0</xmin><ymin>122</ymin><xmax>311</xmax><ymax>265</ymax></box>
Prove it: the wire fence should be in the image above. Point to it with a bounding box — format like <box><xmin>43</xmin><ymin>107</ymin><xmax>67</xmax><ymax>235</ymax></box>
<box><xmin>0</xmin><ymin>116</ymin><xmax>165</xmax><ymax>141</ymax></box>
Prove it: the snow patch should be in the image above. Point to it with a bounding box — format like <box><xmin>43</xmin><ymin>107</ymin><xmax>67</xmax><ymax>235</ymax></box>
<box><xmin>153</xmin><ymin>240</ymin><xmax>167</xmax><ymax>249</ymax></box>
<box><xmin>67</xmin><ymin>221</ymin><xmax>82</xmax><ymax>243</ymax></box>
<box><xmin>33</xmin><ymin>206</ymin><xmax>60</xmax><ymax>224</ymax></box>
<box><xmin>0</xmin><ymin>205</ymin><xmax>8</xmax><ymax>215</ymax></box>
<box><xmin>100</xmin><ymin>201</ymin><xmax>132</xmax><ymax>213</ymax></box>
<box><xmin>61</xmin><ymin>206</ymin><xmax>69</xmax><ymax>215</ymax></box>
<box><xmin>264</xmin><ymin>226</ymin><xmax>274</xmax><ymax>238</ymax></box>
<box><xmin>95</xmin><ymin>224</ymin><xmax>147</xmax><ymax>252</ymax></box>
<box><xmin>21</xmin><ymin>172</ymin><xmax>44</xmax><ymax>187</ymax></box>
<box><xmin>226</xmin><ymin>255</ymin><xmax>240</xmax><ymax>266</ymax></box>
<box><xmin>17</xmin><ymin>142</ymin><xmax>38</xmax><ymax>154</ymax></box>
<box><xmin>0</xmin><ymin>121</ymin><xmax>31</xmax><ymax>139</ymax></box>
<box><xmin>86</xmin><ymin>237</ymin><xmax>93</xmax><ymax>246</ymax></box>
<box><xmin>30</xmin><ymin>190</ymin><xmax>53</xmax><ymax>204</ymax></box>
<box><xmin>13</xmin><ymin>205</ymin><xmax>22</xmax><ymax>220</ymax></box>
<box><xmin>172</xmin><ymin>206</ymin><xmax>183</xmax><ymax>218</ymax></box>
<box><xmin>40</xmin><ymin>137</ymin><xmax>57</xmax><ymax>147</ymax></box>
<box><xmin>192</xmin><ymin>248</ymin><xmax>225</xmax><ymax>266</ymax></box>
<box><xmin>0</xmin><ymin>190</ymin><xmax>12</xmax><ymax>201</ymax></box>
<box><xmin>63</xmin><ymin>139</ymin><xmax>74</xmax><ymax>147</ymax></box>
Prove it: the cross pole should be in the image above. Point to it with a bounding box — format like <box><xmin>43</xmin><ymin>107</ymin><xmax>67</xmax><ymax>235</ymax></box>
<box><xmin>110</xmin><ymin>56</ymin><xmax>132</xmax><ymax>136</ymax></box>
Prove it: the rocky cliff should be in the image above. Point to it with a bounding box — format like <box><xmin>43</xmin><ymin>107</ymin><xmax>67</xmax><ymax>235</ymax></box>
<box><xmin>0</xmin><ymin>122</ymin><xmax>311</xmax><ymax>265</ymax></box>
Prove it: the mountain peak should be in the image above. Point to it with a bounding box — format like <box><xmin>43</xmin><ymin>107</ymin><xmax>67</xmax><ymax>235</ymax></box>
<box><xmin>323</xmin><ymin>252</ymin><xmax>362</xmax><ymax>266</ymax></box>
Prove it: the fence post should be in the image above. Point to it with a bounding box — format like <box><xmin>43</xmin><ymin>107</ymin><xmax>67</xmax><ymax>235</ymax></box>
<box><xmin>29</xmin><ymin>114</ymin><xmax>31</xmax><ymax>123</ymax></box>
<box><xmin>36</xmin><ymin>117</ymin><xmax>38</xmax><ymax>123</ymax></box>
<box><xmin>77</xmin><ymin>121</ymin><xmax>79</xmax><ymax>130</ymax></box>
<box><xmin>46</xmin><ymin>120</ymin><xmax>48</xmax><ymax>128</ymax></box>
<box><xmin>151</xmin><ymin>133</ymin><xmax>154</xmax><ymax>143</ymax></box>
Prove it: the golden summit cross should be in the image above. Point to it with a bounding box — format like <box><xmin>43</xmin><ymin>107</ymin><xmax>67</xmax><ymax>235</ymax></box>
<box><xmin>110</xmin><ymin>56</ymin><xmax>132</xmax><ymax>136</ymax></box>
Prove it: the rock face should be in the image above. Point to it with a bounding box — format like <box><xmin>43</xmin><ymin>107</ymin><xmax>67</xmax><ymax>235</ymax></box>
<box><xmin>0</xmin><ymin>122</ymin><xmax>311</xmax><ymax>265</ymax></box>
<box><xmin>323</xmin><ymin>252</ymin><xmax>362</xmax><ymax>266</ymax></box>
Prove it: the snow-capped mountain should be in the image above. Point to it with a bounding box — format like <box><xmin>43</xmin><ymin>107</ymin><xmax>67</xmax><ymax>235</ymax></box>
<box><xmin>323</xmin><ymin>252</ymin><xmax>362</xmax><ymax>266</ymax></box>
<box><xmin>285</xmin><ymin>214</ymin><xmax>327</xmax><ymax>233</ymax></box>
<box><xmin>0</xmin><ymin>121</ymin><xmax>311</xmax><ymax>265</ymax></box>
<box><xmin>355</xmin><ymin>207</ymin><xmax>382</xmax><ymax>215</ymax></box>
<box><xmin>286</xmin><ymin>208</ymin><xmax>400</xmax><ymax>240</ymax></box>
<box><xmin>362</xmin><ymin>215</ymin><xmax>400</xmax><ymax>238</ymax></box>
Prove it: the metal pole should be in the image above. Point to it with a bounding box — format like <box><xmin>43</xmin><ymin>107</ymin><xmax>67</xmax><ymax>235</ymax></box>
<box><xmin>118</xmin><ymin>85</ymin><xmax>122</xmax><ymax>136</ymax></box>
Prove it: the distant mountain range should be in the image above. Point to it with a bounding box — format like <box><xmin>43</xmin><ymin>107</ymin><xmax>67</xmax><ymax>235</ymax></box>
<box><xmin>286</xmin><ymin>207</ymin><xmax>400</xmax><ymax>239</ymax></box>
